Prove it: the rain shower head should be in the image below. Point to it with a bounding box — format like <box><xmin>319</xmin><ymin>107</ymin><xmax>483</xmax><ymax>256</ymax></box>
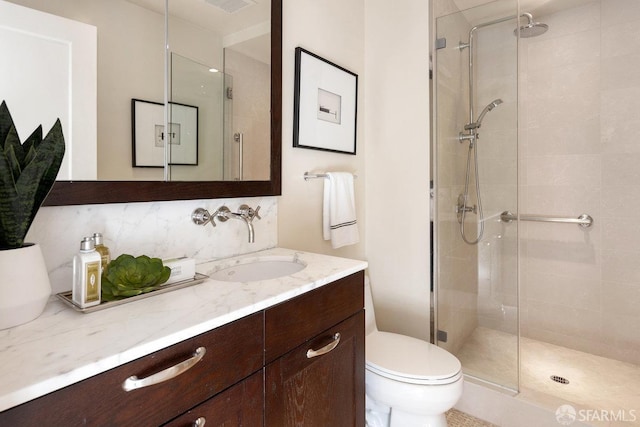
<box><xmin>514</xmin><ymin>12</ymin><xmax>548</xmax><ymax>38</ymax></box>
<box><xmin>464</xmin><ymin>99</ymin><xmax>503</xmax><ymax>131</ymax></box>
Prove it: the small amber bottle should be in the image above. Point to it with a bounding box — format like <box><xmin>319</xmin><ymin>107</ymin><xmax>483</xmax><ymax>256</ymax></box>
<box><xmin>92</xmin><ymin>233</ymin><xmax>111</xmax><ymax>272</ymax></box>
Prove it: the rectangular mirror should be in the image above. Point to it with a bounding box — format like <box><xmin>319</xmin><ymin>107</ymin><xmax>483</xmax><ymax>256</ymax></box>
<box><xmin>0</xmin><ymin>0</ymin><xmax>281</xmax><ymax>205</ymax></box>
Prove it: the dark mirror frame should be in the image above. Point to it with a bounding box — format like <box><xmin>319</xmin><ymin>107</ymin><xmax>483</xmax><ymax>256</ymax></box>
<box><xmin>44</xmin><ymin>0</ymin><xmax>281</xmax><ymax>206</ymax></box>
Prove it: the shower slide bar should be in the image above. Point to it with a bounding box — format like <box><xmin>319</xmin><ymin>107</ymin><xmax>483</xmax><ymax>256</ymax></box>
<box><xmin>500</xmin><ymin>211</ymin><xmax>593</xmax><ymax>228</ymax></box>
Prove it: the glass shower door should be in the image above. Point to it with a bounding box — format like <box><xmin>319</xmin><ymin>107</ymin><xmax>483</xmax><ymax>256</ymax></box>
<box><xmin>434</xmin><ymin>0</ymin><xmax>519</xmax><ymax>391</ymax></box>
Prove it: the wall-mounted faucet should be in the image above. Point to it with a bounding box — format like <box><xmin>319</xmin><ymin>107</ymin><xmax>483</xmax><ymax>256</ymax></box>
<box><xmin>192</xmin><ymin>204</ymin><xmax>261</xmax><ymax>243</ymax></box>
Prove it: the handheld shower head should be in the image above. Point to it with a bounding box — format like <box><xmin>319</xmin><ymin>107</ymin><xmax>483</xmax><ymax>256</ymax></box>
<box><xmin>464</xmin><ymin>98</ymin><xmax>503</xmax><ymax>131</ymax></box>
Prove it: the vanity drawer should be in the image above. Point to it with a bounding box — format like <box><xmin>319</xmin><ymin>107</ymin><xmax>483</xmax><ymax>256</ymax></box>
<box><xmin>163</xmin><ymin>370</ymin><xmax>263</xmax><ymax>427</ymax></box>
<box><xmin>0</xmin><ymin>312</ymin><xmax>264</xmax><ymax>426</ymax></box>
<box><xmin>265</xmin><ymin>270</ymin><xmax>364</xmax><ymax>363</ymax></box>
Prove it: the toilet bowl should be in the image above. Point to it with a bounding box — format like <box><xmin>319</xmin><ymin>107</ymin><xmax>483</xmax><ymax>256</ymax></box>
<box><xmin>365</xmin><ymin>278</ymin><xmax>463</xmax><ymax>427</ymax></box>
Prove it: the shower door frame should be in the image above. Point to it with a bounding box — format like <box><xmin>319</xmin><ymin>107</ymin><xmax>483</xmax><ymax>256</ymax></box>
<box><xmin>431</xmin><ymin>0</ymin><xmax>522</xmax><ymax>394</ymax></box>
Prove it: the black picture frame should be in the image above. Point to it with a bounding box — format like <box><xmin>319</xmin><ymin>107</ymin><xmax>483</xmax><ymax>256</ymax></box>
<box><xmin>293</xmin><ymin>47</ymin><xmax>358</xmax><ymax>155</ymax></box>
<box><xmin>132</xmin><ymin>98</ymin><xmax>199</xmax><ymax>167</ymax></box>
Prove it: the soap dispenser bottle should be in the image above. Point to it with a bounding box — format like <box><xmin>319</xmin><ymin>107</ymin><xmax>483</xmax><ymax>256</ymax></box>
<box><xmin>92</xmin><ymin>232</ymin><xmax>111</xmax><ymax>272</ymax></box>
<box><xmin>72</xmin><ymin>237</ymin><xmax>102</xmax><ymax>308</ymax></box>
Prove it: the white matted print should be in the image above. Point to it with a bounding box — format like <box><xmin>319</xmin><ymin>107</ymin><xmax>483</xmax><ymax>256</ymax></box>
<box><xmin>132</xmin><ymin>99</ymin><xmax>198</xmax><ymax>167</ymax></box>
<box><xmin>293</xmin><ymin>47</ymin><xmax>357</xmax><ymax>155</ymax></box>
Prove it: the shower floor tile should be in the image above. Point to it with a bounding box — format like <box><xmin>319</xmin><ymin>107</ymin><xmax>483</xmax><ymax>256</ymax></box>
<box><xmin>456</xmin><ymin>327</ymin><xmax>640</xmax><ymax>426</ymax></box>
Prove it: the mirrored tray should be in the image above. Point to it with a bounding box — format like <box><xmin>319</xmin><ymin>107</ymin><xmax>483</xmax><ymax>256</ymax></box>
<box><xmin>56</xmin><ymin>273</ymin><xmax>209</xmax><ymax>313</ymax></box>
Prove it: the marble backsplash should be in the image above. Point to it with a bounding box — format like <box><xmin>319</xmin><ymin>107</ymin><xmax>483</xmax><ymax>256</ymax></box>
<box><xmin>26</xmin><ymin>196</ymin><xmax>278</xmax><ymax>294</ymax></box>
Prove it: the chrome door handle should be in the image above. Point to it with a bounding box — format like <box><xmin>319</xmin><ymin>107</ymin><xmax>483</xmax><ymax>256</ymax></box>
<box><xmin>306</xmin><ymin>333</ymin><xmax>341</xmax><ymax>359</ymax></box>
<box><xmin>122</xmin><ymin>346</ymin><xmax>206</xmax><ymax>392</ymax></box>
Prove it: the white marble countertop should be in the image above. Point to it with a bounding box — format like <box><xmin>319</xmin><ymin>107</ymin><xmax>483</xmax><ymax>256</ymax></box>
<box><xmin>0</xmin><ymin>247</ymin><xmax>367</xmax><ymax>412</ymax></box>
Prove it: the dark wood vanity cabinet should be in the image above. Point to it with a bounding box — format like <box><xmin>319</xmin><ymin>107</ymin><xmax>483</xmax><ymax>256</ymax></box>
<box><xmin>0</xmin><ymin>271</ymin><xmax>365</xmax><ymax>426</ymax></box>
<box><xmin>265</xmin><ymin>271</ymin><xmax>365</xmax><ymax>427</ymax></box>
<box><xmin>0</xmin><ymin>313</ymin><xmax>264</xmax><ymax>426</ymax></box>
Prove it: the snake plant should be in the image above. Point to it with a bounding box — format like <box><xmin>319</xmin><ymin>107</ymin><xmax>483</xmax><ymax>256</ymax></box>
<box><xmin>0</xmin><ymin>101</ymin><xmax>65</xmax><ymax>250</ymax></box>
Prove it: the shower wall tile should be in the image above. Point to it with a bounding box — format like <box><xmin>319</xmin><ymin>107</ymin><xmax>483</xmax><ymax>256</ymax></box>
<box><xmin>522</xmin><ymin>240</ymin><xmax>600</xmax><ymax>281</ymax></box>
<box><xmin>523</xmin><ymin>300</ymin><xmax>602</xmax><ymax>342</ymax></box>
<box><xmin>526</xmin><ymin>29</ymin><xmax>600</xmax><ymax>71</ymax></box>
<box><xmin>534</xmin><ymin>1</ymin><xmax>600</xmax><ymax>41</ymax></box>
<box><xmin>601</xmin><ymin>217</ymin><xmax>640</xmax><ymax>252</ymax></box>
<box><xmin>525</xmin><ymin>155</ymin><xmax>601</xmax><ymax>187</ymax></box>
<box><xmin>601</xmin><ymin>87</ymin><xmax>640</xmax><ymax>150</ymax></box>
<box><xmin>601</xmin><ymin>0</ymin><xmax>640</xmax><ymax>26</ymax></box>
<box><xmin>601</xmin><ymin>185</ymin><xmax>640</xmax><ymax>219</ymax></box>
<box><xmin>525</xmin><ymin>61</ymin><xmax>600</xmax><ymax>129</ymax></box>
<box><xmin>601</xmin><ymin>249</ymin><xmax>640</xmax><ymax>284</ymax></box>
<box><xmin>523</xmin><ymin>120</ymin><xmax>601</xmax><ymax>157</ymax></box>
<box><xmin>601</xmin><ymin>53</ymin><xmax>640</xmax><ymax>91</ymax></box>
<box><xmin>521</xmin><ymin>270</ymin><xmax>602</xmax><ymax>312</ymax></box>
<box><xmin>602</xmin><ymin>153</ymin><xmax>640</xmax><ymax>186</ymax></box>
<box><xmin>601</xmin><ymin>19</ymin><xmax>640</xmax><ymax>58</ymax></box>
<box><xmin>602</xmin><ymin>281</ymin><xmax>640</xmax><ymax>318</ymax></box>
<box><xmin>601</xmin><ymin>313</ymin><xmax>640</xmax><ymax>359</ymax></box>
<box><xmin>522</xmin><ymin>185</ymin><xmax>601</xmax><ymax>222</ymax></box>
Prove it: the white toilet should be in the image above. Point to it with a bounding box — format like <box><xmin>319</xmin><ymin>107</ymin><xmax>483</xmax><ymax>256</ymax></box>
<box><xmin>365</xmin><ymin>278</ymin><xmax>463</xmax><ymax>427</ymax></box>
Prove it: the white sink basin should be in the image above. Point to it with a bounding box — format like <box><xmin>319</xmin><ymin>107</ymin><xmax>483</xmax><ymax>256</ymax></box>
<box><xmin>209</xmin><ymin>256</ymin><xmax>307</xmax><ymax>282</ymax></box>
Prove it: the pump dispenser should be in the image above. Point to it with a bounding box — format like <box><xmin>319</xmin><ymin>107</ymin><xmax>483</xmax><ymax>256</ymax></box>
<box><xmin>72</xmin><ymin>237</ymin><xmax>102</xmax><ymax>308</ymax></box>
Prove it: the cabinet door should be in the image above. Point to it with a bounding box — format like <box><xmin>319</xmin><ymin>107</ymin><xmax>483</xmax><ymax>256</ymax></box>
<box><xmin>265</xmin><ymin>311</ymin><xmax>365</xmax><ymax>427</ymax></box>
<box><xmin>163</xmin><ymin>371</ymin><xmax>263</xmax><ymax>427</ymax></box>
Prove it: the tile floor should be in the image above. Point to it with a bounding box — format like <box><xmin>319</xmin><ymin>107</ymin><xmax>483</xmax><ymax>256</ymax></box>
<box><xmin>446</xmin><ymin>409</ymin><xmax>498</xmax><ymax>426</ymax></box>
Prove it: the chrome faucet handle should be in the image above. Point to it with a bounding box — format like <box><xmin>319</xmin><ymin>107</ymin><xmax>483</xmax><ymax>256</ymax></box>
<box><xmin>192</xmin><ymin>208</ymin><xmax>216</xmax><ymax>227</ymax></box>
<box><xmin>192</xmin><ymin>206</ymin><xmax>232</xmax><ymax>228</ymax></box>
<box><xmin>237</xmin><ymin>204</ymin><xmax>261</xmax><ymax>222</ymax></box>
<box><xmin>214</xmin><ymin>206</ymin><xmax>231</xmax><ymax>222</ymax></box>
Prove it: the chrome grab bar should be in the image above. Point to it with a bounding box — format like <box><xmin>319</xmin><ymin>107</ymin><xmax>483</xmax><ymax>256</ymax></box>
<box><xmin>500</xmin><ymin>211</ymin><xmax>593</xmax><ymax>229</ymax></box>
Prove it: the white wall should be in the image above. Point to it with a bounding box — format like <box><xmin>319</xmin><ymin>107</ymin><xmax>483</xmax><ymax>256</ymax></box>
<box><xmin>364</xmin><ymin>0</ymin><xmax>431</xmax><ymax>340</ymax></box>
<box><xmin>278</xmin><ymin>0</ymin><xmax>366</xmax><ymax>261</ymax></box>
<box><xmin>278</xmin><ymin>0</ymin><xmax>431</xmax><ymax>340</ymax></box>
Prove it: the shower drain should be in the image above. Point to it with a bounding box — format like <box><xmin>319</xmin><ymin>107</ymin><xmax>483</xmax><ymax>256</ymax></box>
<box><xmin>550</xmin><ymin>375</ymin><xmax>570</xmax><ymax>384</ymax></box>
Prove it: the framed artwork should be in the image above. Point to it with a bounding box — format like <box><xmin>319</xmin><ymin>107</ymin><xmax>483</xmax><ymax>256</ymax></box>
<box><xmin>293</xmin><ymin>47</ymin><xmax>358</xmax><ymax>155</ymax></box>
<box><xmin>132</xmin><ymin>98</ymin><xmax>198</xmax><ymax>167</ymax></box>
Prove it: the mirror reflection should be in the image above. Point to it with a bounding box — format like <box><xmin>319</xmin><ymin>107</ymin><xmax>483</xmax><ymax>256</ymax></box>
<box><xmin>2</xmin><ymin>0</ymin><xmax>271</xmax><ymax>182</ymax></box>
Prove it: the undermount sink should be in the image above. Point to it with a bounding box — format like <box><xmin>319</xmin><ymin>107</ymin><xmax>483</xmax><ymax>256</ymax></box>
<box><xmin>209</xmin><ymin>256</ymin><xmax>307</xmax><ymax>282</ymax></box>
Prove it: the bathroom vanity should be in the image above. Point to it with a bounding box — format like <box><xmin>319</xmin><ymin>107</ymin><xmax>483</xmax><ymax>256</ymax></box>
<box><xmin>0</xmin><ymin>248</ymin><xmax>366</xmax><ymax>426</ymax></box>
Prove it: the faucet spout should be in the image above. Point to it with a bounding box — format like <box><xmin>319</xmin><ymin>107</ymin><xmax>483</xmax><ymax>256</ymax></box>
<box><xmin>227</xmin><ymin>212</ymin><xmax>255</xmax><ymax>243</ymax></box>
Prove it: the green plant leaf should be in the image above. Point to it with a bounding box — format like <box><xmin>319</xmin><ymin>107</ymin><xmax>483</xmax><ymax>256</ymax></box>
<box><xmin>0</xmin><ymin>102</ymin><xmax>65</xmax><ymax>249</ymax></box>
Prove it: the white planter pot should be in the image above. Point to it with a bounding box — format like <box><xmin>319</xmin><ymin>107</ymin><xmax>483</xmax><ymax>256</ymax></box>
<box><xmin>0</xmin><ymin>243</ymin><xmax>51</xmax><ymax>330</ymax></box>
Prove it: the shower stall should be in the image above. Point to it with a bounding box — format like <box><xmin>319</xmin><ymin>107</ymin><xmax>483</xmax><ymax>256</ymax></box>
<box><xmin>433</xmin><ymin>0</ymin><xmax>640</xmax><ymax>418</ymax></box>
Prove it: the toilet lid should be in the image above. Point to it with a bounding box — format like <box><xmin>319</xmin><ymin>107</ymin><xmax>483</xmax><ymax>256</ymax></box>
<box><xmin>366</xmin><ymin>331</ymin><xmax>462</xmax><ymax>385</ymax></box>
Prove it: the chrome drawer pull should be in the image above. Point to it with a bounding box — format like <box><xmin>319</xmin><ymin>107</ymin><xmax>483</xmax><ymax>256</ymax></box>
<box><xmin>193</xmin><ymin>417</ymin><xmax>206</xmax><ymax>426</ymax></box>
<box><xmin>122</xmin><ymin>346</ymin><xmax>206</xmax><ymax>392</ymax></box>
<box><xmin>306</xmin><ymin>333</ymin><xmax>341</xmax><ymax>359</ymax></box>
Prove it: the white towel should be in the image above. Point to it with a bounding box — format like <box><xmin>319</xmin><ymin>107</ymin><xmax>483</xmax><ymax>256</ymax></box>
<box><xmin>323</xmin><ymin>172</ymin><xmax>359</xmax><ymax>249</ymax></box>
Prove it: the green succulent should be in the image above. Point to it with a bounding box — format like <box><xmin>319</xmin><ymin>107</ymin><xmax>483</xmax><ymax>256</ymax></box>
<box><xmin>0</xmin><ymin>101</ymin><xmax>66</xmax><ymax>250</ymax></box>
<box><xmin>102</xmin><ymin>254</ymin><xmax>171</xmax><ymax>301</ymax></box>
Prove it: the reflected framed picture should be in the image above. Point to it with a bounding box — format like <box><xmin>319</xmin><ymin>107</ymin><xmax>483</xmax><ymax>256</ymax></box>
<box><xmin>293</xmin><ymin>47</ymin><xmax>358</xmax><ymax>155</ymax></box>
<box><xmin>132</xmin><ymin>98</ymin><xmax>198</xmax><ymax>167</ymax></box>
